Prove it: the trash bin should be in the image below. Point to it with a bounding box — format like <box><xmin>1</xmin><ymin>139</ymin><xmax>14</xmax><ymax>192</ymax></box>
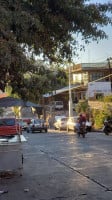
<box><xmin>0</xmin><ymin>135</ymin><xmax>26</xmax><ymax>175</ymax></box>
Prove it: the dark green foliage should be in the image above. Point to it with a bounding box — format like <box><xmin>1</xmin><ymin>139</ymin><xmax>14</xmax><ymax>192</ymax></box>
<box><xmin>0</xmin><ymin>0</ymin><xmax>112</xmax><ymax>99</ymax></box>
<box><xmin>75</xmin><ymin>100</ymin><xmax>90</xmax><ymax>114</ymax></box>
<box><xmin>92</xmin><ymin>106</ymin><xmax>112</xmax><ymax>129</ymax></box>
<box><xmin>92</xmin><ymin>95</ymin><xmax>112</xmax><ymax>128</ymax></box>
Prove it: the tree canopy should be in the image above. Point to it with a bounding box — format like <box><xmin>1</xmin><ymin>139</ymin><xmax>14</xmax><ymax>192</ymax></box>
<box><xmin>0</xmin><ymin>0</ymin><xmax>112</xmax><ymax>99</ymax></box>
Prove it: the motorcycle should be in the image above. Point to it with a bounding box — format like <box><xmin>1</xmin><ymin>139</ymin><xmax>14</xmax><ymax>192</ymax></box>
<box><xmin>103</xmin><ymin>119</ymin><xmax>112</xmax><ymax>135</ymax></box>
<box><xmin>76</xmin><ymin>123</ymin><xmax>87</xmax><ymax>138</ymax></box>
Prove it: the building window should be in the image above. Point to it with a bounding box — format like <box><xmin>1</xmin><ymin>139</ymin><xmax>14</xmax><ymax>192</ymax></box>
<box><xmin>90</xmin><ymin>72</ymin><xmax>104</xmax><ymax>81</ymax></box>
<box><xmin>82</xmin><ymin>72</ymin><xmax>88</xmax><ymax>85</ymax></box>
<box><xmin>73</xmin><ymin>74</ymin><xmax>82</xmax><ymax>83</ymax></box>
<box><xmin>73</xmin><ymin>73</ymin><xmax>88</xmax><ymax>85</ymax></box>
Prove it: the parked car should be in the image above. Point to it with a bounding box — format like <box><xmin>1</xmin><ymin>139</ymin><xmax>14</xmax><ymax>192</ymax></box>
<box><xmin>18</xmin><ymin>121</ymin><xmax>28</xmax><ymax>131</ymax></box>
<box><xmin>0</xmin><ymin>117</ymin><xmax>22</xmax><ymax>136</ymax></box>
<box><xmin>27</xmin><ymin>118</ymin><xmax>48</xmax><ymax>133</ymax></box>
<box><xmin>16</xmin><ymin>118</ymin><xmax>30</xmax><ymax>131</ymax></box>
<box><xmin>53</xmin><ymin>116</ymin><xmax>68</xmax><ymax>130</ymax></box>
<box><xmin>54</xmin><ymin>115</ymin><xmax>66</xmax><ymax>122</ymax></box>
<box><xmin>22</xmin><ymin>118</ymin><xmax>32</xmax><ymax>125</ymax></box>
<box><xmin>67</xmin><ymin>116</ymin><xmax>78</xmax><ymax>132</ymax></box>
<box><xmin>50</xmin><ymin>101</ymin><xmax>64</xmax><ymax>110</ymax></box>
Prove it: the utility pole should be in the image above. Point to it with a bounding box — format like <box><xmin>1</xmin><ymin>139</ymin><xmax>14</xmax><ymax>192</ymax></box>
<box><xmin>68</xmin><ymin>64</ymin><xmax>73</xmax><ymax>118</ymax></box>
<box><xmin>107</xmin><ymin>57</ymin><xmax>112</xmax><ymax>91</ymax></box>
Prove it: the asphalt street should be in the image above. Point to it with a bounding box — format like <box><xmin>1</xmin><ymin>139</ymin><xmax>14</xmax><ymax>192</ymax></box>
<box><xmin>0</xmin><ymin>130</ymin><xmax>112</xmax><ymax>200</ymax></box>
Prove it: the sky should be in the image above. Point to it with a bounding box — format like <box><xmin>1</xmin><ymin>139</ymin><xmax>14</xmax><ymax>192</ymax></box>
<box><xmin>75</xmin><ymin>0</ymin><xmax>112</xmax><ymax>64</ymax></box>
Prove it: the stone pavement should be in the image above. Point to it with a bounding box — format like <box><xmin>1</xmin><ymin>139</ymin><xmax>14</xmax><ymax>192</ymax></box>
<box><xmin>0</xmin><ymin>130</ymin><xmax>112</xmax><ymax>200</ymax></box>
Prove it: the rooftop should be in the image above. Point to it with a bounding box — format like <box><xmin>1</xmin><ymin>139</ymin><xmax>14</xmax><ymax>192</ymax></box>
<box><xmin>71</xmin><ymin>62</ymin><xmax>109</xmax><ymax>71</ymax></box>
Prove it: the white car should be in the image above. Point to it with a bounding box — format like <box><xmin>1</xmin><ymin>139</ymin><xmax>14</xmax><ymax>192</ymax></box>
<box><xmin>53</xmin><ymin>116</ymin><xmax>68</xmax><ymax>130</ymax></box>
<box><xmin>50</xmin><ymin>101</ymin><xmax>64</xmax><ymax>110</ymax></box>
<box><xmin>67</xmin><ymin>116</ymin><xmax>79</xmax><ymax>132</ymax></box>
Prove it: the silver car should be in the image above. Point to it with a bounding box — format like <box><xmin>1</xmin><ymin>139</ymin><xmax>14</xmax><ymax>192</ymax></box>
<box><xmin>27</xmin><ymin>119</ymin><xmax>48</xmax><ymax>133</ymax></box>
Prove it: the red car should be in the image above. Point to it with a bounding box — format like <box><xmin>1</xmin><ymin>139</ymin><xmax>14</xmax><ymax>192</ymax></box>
<box><xmin>0</xmin><ymin>117</ymin><xmax>22</xmax><ymax>136</ymax></box>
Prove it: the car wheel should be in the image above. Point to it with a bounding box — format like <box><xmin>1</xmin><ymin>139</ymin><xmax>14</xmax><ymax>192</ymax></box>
<box><xmin>89</xmin><ymin>127</ymin><xmax>92</xmax><ymax>132</ymax></box>
<box><xmin>74</xmin><ymin>127</ymin><xmax>77</xmax><ymax>133</ymax></box>
<box><xmin>67</xmin><ymin>127</ymin><xmax>70</xmax><ymax>132</ymax></box>
<box><xmin>45</xmin><ymin>128</ymin><xmax>47</xmax><ymax>132</ymax></box>
<box><xmin>27</xmin><ymin>129</ymin><xmax>29</xmax><ymax>133</ymax></box>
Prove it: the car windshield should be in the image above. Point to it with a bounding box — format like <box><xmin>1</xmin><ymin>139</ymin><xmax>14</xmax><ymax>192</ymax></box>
<box><xmin>19</xmin><ymin>121</ymin><xmax>27</xmax><ymax>125</ymax></box>
<box><xmin>61</xmin><ymin>118</ymin><xmax>68</xmax><ymax>122</ymax></box>
<box><xmin>0</xmin><ymin>118</ymin><xmax>15</xmax><ymax>126</ymax></box>
<box><xmin>31</xmin><ymin>119</ymin><xmax>44</xmax><ymax>124</ymax></box>
<box><xmin>55</xmin><ymin>116</ymin><xmax>66</xmax><ymax>121</ymax></box>
<box><xmin>67</xmin><ymin>117</ymin><xmax>78</xmax><ymax>122</ymax></box>
<box><xmin>56</xmin><ymin>101</ymin><xmax>63</xmax><ymax>105</ymax></box>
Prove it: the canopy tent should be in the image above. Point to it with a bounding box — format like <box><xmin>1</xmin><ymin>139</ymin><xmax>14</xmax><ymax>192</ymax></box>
<box><xmin>0</xmin><ymin>97</ymin><xmax>42</xmax><ymax>108</ymax></box>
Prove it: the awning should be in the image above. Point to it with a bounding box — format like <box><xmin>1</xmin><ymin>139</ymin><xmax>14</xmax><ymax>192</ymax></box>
<box><xmin>43</xmin><ymin>84</ymin><xmax>84</xmax><ymax>97</ymax></box>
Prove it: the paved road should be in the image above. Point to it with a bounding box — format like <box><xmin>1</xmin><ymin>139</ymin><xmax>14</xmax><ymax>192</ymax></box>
<box><xmin>0</xmin><ymin>130</ymin><xmax>112</xmax><ymax>200</ymax></box>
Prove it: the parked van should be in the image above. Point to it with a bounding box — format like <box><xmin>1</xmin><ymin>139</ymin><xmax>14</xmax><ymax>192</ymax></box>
<box><xmin>50</xmin><ymin>101</ymin><xmax>64</xmax><ymax>110</ymax></box>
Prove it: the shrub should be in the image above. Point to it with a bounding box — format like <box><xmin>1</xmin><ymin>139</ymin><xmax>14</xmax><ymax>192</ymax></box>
<box><xmin>103</xmin><ymin>95</ymin><xmax>112</xmax><ymax>102</ymax></box>
<box><xmin>75</xmin><ymin>100</ymin><xmax>90</xmax><ymax>114</ymax></box>
<box><xmin>92</xmin><ymin>103</ymin><xmax>112</xmax><ymax>129</ymax></box>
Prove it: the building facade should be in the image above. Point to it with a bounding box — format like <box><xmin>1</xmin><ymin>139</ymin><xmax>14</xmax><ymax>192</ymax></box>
<box><xmin>70</xmin><ymin>62</ymin><xmax>111</xmax><ymax>101</ymax></box>
<box><xmin>42</xmin><ymin>61</ymin><xmax>112</xmax><ymax>111</ymax></box>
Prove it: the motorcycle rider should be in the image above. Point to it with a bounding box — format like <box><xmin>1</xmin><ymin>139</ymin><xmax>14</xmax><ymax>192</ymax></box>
<box><xmin>79</xmin><ymin>114</ymin><xmax>86</xmax><ymax>124</ymax></box>
<box><xmin>76</xmin><ymin>114</ymin><xmax>86</xmax><ymax>137</ymax></box>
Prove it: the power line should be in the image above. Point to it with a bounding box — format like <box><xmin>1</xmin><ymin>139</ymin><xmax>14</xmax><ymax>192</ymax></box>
<box><xmin>89</xmin><ymin>73</ymin><xmax>112</xmax><ymax>84</ymax></box>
